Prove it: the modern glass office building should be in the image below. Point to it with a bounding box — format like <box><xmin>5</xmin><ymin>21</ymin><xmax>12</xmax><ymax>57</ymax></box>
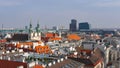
<box><xmin>79</xmin><ymin>22</ymin><xmax>90</xmax><ymax>30</ymax></box>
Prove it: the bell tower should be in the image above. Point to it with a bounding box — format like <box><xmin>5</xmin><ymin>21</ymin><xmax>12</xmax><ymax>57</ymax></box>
<box><xmin>29</xmin><ymin>20</ymin><xmax>33</xmax><ymax>33</ymax></box>
<box><xmin>29</xmin><ymin>20</ymin><xmax>41</xmax><ymax>40</ymax></box>
<box><xmin>35</xmin><ymin>20</ymin><xmax>41</xmax><ymax>40</ymax></box>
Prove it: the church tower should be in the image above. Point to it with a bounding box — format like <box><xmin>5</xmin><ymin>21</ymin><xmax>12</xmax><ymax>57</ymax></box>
<box><xmin>29</xmin><ymin>20</ymin><xmax>33</xmax><ymax>40</ymax></box>
<box><xmin>36</xmin><ymin>20</ymin><xmax>41</xmax><ymax>33</ymax></box>
<box><xmin>29</xmin><ymin>20</ymin><xmax>41</xmax><ymax>40</ymax></box>
<box><xmin>35</xmin><ymin>20</ymin><xmax>41</xmax><ymax>40</ymax></box>
<box><xmin>29</xmin><ymin>20</ymin><xmax>33</xmax><ymax>33</ymax></box>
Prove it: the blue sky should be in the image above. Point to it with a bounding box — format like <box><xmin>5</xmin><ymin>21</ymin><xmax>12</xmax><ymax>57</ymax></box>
<box><xmin>0</xmin><ymin>0</ymin><xmax>120</xmax><ymax>29</ymax></box>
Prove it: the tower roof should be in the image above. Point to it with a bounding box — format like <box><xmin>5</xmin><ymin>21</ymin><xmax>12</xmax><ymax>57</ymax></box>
<box><xmin>36</xmin><ymin>20</ymin><xmax>40</xmax><ymax>32</ymax></box>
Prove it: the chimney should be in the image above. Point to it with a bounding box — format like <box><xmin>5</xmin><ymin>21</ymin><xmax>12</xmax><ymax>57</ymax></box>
<box><xmin>48</xmin><ymin>63</ymin><xmax>52</xmax><ymax>67</ymax></box>
<box><xmin>65</xmin><ymin>56</ymin><xmax>68</xmax><ymax>59</ymax></box>
<box><xmin>12</xmin><ymin>50</ymin><xmax>15</xmax><ymax>53</ymax></box>
<box><xmin>22</xmin><ymin>58</ymin><xmax>25</xmax><ymax>62</ymax></box>
<box><xmin>57</xmin><ymin>59</ymin><xmax>60</xmax><ymax>63</ymax></box>
<box><xmin>61</xmin><ymin>58</ymin><xmax>64</xmax><ymax>61</ymax></box>
<box><xmin>20</xmin><ymin>45</ymin><xmax>23</xmax><ymax>48</ymax></box>
<box><xmin>19</xmin><ymin>49</ymin><xmax>23</xmax><ymax>52</ymax></box>
<box><xmin>53</xmin><ymin>61</ymin><xmax>56</xmax><ymax>64</ymax></box>
<box><xmin>83</xmin><ymin>52</ymin><xmax>86</xmax><ymax>56</ymax></box>
<box><xmin>2</xmin><ymin>52</ymin><xmax>5</xmax><ymax>54</ymax></box>
<box><xmin>87</xmin><ymin>56</ymin><xmax>90</xmax><ymax>59</ymax></box>
<box><xmin>6</xmin><ymin>51</ymin><xmax>10</xmax><ymax>54</ymax></box>
<box><xmin>35</xmin><ymin>61</ymin><xmax>38</xmax><ymax>65</ymax></box>
<box><xmin>14</xmin><ymin>42</ymin><xmax>17</xmax><ymax>46</ymax></box>
<box><xmin>17</xmin><ymin>66</ymin><xmax>24</xmax><ymax>68</ymax></box>
<box><xmin>8</xmin><ymin>57</ymin><xmax>10</xmax><ymax>61</ymax></box>
<box><xmin>91</xmin><ymin>51</ymin><xmax>94</xmax><ymax>55</ymax></box>
<box><xmin>0</xmin><ymin>56</ymin><xmax>2</xmax><ymax>60</ymax></box>
<box><xmin>74</xmin><ymin>52</ymin><xmax>78</xmax><ymax>55</ymax></box>
<box><xmin>42</xmin><ymin>64</ymin><xmax>47</xmax><ymax>68</ymax></box>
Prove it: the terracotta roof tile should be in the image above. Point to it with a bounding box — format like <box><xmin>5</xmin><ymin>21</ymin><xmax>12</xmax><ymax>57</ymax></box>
<box><xmin>33</xmin><ymin>65</ymin><xmax>44</xmax><ymax>68</ymax></box>
<box><xmin>47</xmin><ymin>59</ymin><xmax>84</xmax><ymax>68</ymax></box>
<box><xmin>67</xmin><ymin>34</ymin><xmax>81</xmax><ymax>40</ymax></box>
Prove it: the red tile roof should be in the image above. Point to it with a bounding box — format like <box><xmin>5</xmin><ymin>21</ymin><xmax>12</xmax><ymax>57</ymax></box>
<box><xmin>47</xmin><ymin>59</ymin><xmax>84</xmax><ymax>68</ymax></box>
<box><xmin>50</xmin><ymin>37</ymin><xmax>61</xmax><ymax>41</ymax></box>
<box><xmin>67</xmin><ymin>34</ymin><xmax>81</xmax><ymax>40</ymax></box>
<box><xmin>46</xmin><ymin>33</ymin><xmax>58</xmax><ymax>38</ymax></box>
<box><xmin>33</xmin><ymin>65</ymin><xmax>44</xmax><ymax>68</ymax></box>
<box><xmin>0</xmin><ymin>39</ymin><xmax>6</xmax><ymax>43</ymax></box>
<box><xmin>35</xmin><ymin>45</ymin><xmax>52</xmax><ymax>54</ymax></box>
<box><xmin>0</xmin><ymin>60</ymin><xmax>27</xmax><ymax>68</ymax></box>
<box><xmin>68</xmin><ymin>47</ymin><xmax>104</xmax><ymax>67</ymax></box>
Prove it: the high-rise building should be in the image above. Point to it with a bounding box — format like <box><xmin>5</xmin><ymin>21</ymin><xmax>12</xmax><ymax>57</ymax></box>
<box><xmin>79</xmin><ymin>22</ymin><xmax>90</xmax><ymax>30</ymax></box>
<box><xmin>69</xmin><ymin>19</ymin><xmax>77</xmax><ymax>32</ymax></box>
<box><xmin>52</xmin><ymin>26</ymin><xmax>58</xmax><ymax>30</ymax></box>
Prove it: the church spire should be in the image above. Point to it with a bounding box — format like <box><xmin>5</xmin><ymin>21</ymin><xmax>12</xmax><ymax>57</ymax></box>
<box><xmin>29</xmin><ymin>19</ymin><xmax>33</xmax><ymax>33</ymax></box>
<box><xmin>36</xmin><ymin>20</ymin><xmax>40</xmax><ymax>33</ymax></box>
<box><xmin>37</xmin><ymin>20</ymin><xmax>40</xmax><ymax>28</ymax></box>
<box><xmin>30</xmin><ymin>19</ymin><xmax>32</xmax><ymax>28</ymax></box>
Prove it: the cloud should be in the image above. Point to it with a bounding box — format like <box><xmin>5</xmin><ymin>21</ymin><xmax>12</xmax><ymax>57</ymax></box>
<box><xmin>0</xmin><ymin>0</ymin><xmax>22</xmax><ymax>7</ymax></box>
<box><xmin>94</xmin><ymin>1</ymin><xmax>120</xmax><ymax>7</ymax></box>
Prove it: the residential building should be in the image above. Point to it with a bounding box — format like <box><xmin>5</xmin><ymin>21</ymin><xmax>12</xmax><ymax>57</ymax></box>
<box><xmin>68</xmin><ymin>46</ymin><xmax>105</xmax><ymax>68</ymax></box>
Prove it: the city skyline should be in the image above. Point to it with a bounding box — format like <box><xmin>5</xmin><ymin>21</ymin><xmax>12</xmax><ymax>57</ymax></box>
<box><xmin>0</xmin><ymin>0</ymin><xmax>120</xmax><ymax>29</ymax></box>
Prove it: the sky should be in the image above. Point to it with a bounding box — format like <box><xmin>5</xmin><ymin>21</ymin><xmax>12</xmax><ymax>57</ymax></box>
<box><xmin>0</xmin><ymin>0</ymin><xmax>120</xmax><ymax>29</ymax></box>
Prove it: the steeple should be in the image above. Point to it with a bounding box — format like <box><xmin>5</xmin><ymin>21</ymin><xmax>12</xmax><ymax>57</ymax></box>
<box><xmin>29</xmin><ymin>19</ymin><xmax>33</xmax><ymax>33</ymax></box>
<box><xmin>36</xmin><ymin>20</ymin><xmax>40</xmax><ymax>33</ymax></box>
<box><xmin>30</xmin><ymin>19</ymin><xmax>32</xmax><ymax>28</ymax></box>
<box><xmin>37</xmin><ymin>20</ymin><xmax>40</xmax><ymax>28</ymax></box>
<box><xmin>29</xmin><ymin>20</ymin><xmax>41</xmax><ymax>40</ymax></box>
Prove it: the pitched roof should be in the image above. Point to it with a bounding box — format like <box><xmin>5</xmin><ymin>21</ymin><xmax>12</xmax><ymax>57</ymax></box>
<box><xmin>46</xmin><ymin>33</ymin><xmax>58</xmax><ymax>38</ymax></box>
<box><xmin>68</xmin><ymin>55</ymin><xmax>102</xmax><ymax>66</ymax></box>
<box><xmin>50</xmin><ymin>37</ymin><xmax>61</xmax><ymax>41</ymax></box>
<box><xmin>0</xmin><ymin>39</ymin><xmax>6</xmax><ymax>43</ymax></box>
<box><xmin>69</xmin><ymin>47</ymin><xmax>104</xmax><ymax>67</ymax></box>
<box><xmin>47</xmin><ymin>59</ymin><xmax>84</xmax><ymax>68</ymax></box>
<box><xmin>67</xmin><ymin>34</ymin><xmax>81</xmax><ymax>40</ymax></box>
<box><xmin>33</xmin><ymin>65</ymin><xmax>44</xmax><ymax>68</ymax></box>
<box><xmin>91</xmin><ymin>34</ymin><xmax>101</xmax><ymax>39</ymax></box>
<box><xmin>10</xmin><ymin>33</ymin><xmax>28</xmax><ymax>41</ymax></box>
<box><xmin>0</xmin><ymin>60</ymin><xmax>27</xmax><ymax>68</ymax></box>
